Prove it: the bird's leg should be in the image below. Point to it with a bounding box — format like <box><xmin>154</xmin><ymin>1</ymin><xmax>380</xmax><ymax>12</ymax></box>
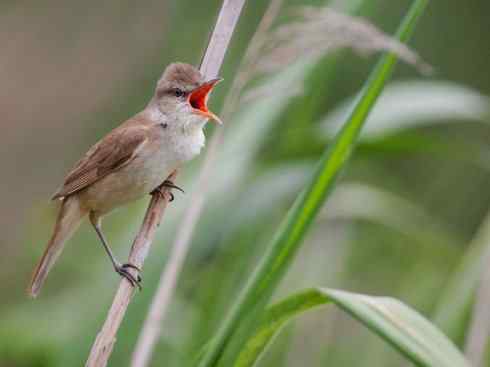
<box><xmin>150</xmin><ymin>179</ymin><xmax>185</xmax><ymax>202</ymax></box>
<box><xmin>89</xmin><ymin>212</ymin><xmax>142</xmax><ymax>290</ymax></box>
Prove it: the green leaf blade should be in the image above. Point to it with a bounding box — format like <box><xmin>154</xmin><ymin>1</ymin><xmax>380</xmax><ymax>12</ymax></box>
<box><xmin>234</xmin><ymin>288</ymin><xmax>470</xmax><ymax>367</ymax></box>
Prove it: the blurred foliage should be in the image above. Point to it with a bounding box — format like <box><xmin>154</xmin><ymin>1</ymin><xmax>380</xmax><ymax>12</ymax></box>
<box><xmin>1</xmin><ymin>0</ymin><xmax>490</xmax><ymax>366</ymax></box>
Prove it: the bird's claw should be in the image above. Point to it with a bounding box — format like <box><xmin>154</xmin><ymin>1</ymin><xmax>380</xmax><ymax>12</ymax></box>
<box><xmin>151</xmin><ymin>187</ymin><xmax>174</xmax><ymax>202</ymax></box>
<box><xmin>162</xmin><ymin>180</ymin><xmax>185</xmax><ymax>194</ymax></box>
<box><xmin>115</xmin><ymin>263</ymin><xmax>142</xmax><ymax>290</ymax></box>
<box><xmin>151</xmin><ymin>180</ymin><xmax>184</xmax><ymax>202</ymax></box>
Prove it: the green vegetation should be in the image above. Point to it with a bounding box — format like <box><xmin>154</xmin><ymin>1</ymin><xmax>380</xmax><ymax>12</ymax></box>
<box><xmin>1</xmin><ymin>0</ymin><xmax>489</xmax><ymax>366</ymax></box>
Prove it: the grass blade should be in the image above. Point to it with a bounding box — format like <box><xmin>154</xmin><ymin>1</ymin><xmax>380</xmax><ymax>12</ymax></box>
<box><xmin>197</xmin><ymin>1</ymin><xmax>429</xmax><ymax>366</ymax></box>
<box><xmin>234</xmin><ymin>288</ymin><xmax>470</xmax><ymax>367</ymax></box>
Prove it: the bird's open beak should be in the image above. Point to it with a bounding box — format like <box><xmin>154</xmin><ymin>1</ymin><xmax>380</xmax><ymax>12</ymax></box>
<box><xmin>188</xmin><ymin>78</ymin><xmax>223</xmax><ymax>124</ymax></box>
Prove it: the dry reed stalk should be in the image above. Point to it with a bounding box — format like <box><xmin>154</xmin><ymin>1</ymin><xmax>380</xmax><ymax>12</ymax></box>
<box><xmin>130</xmin><ymin>2</ymin><xmax>283</xmax><ymax>366</ymax></box>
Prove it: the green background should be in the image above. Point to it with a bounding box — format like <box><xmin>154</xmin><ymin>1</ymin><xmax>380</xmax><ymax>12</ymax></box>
<box><xmin>1</xmin><ymin>0</ymin><xmax>489</xmax><ymax>366</ymax></box>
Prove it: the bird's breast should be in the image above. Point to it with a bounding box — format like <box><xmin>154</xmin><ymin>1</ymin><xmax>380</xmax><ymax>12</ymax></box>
<box><xmin>167</xmin><ymin>128</ymin><xmax>205</xmax><ymax>162</ymax></box>
<box><xmin>134</xmin><ymin>127</ymin><xmax>205</xmax><ymax>188</ymax></box>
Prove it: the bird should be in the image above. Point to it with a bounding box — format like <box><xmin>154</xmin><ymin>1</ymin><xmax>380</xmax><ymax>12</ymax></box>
<box><xmin>27</xmin><ymin>62</ymin><xmax>222</xmax><ymax>297</ymax></box>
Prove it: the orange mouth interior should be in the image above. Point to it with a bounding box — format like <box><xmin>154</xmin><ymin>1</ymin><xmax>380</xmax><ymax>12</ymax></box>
<box><xmin>187</xmin><ymin>78</ymin><xmax>223</xmax><ymax>124</ymax></box>
<box><xmin>188</xmin><ymin>82</ymin><xmax>215</xmax><ymax>113</ymax></box>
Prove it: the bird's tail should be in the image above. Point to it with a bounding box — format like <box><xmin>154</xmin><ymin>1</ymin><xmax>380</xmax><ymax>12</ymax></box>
<box><xmin>28</xmin><ymin>196</ymin><xmax>86</xmax><ymax>298</ymax></box>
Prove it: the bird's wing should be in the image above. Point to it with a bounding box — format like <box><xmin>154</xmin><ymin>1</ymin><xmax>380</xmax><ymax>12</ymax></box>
<box><xmin>52</xmin><ymin>122</ymin><xmax>149</xmax><ymax>199</ymax></box>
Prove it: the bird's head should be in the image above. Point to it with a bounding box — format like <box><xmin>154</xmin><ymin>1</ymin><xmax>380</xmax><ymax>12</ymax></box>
<box><xmin>153</xmin><ymin>63</ymin><xmax>222</xmax><ymax>126</ymax></box>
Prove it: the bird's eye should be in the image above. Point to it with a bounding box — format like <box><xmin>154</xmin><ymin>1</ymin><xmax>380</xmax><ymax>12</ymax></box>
<box><xmin>174</xmin><ymin>89</ymin><xmax>184</xmax><ymax>98</ymax></box>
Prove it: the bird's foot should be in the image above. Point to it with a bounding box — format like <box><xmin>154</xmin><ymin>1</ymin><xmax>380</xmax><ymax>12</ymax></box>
<box><xmin>151</xmin><ymin>180</ymin><xmax>184</xmax><ymax>202</ymax></box>
<box><xmin>115</xmin><ymin>263</ymin><xmax>142</xmax><ymax>290</ymax></box>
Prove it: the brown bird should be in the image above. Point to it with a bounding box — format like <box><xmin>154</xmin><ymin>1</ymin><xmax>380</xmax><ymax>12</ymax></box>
<box><xmin>28</xmin><ymin>63</ymin><xmax>222</xmax><ymax>297</ymax></box>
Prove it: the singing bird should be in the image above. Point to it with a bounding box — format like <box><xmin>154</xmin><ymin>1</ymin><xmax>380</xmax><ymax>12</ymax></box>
<box><xmin>28</xmin><ymin>63</ymin><xmax>222</xmax><ymax>297</ymax></box>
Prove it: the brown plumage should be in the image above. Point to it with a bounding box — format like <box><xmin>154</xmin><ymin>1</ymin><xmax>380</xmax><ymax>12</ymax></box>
<box><xmin>28</xmin><ymin>63</ymin><xmax>222</xmax><ymax>297</ymax></box>
<box><xmin>156</xmin><ymin>62</ymin><xmax>203</xmax><ymax>92</ymax></box>
<box><xmin>52</xmin><ymin>120</ymin><xmax>148</xmax><ymax>200</ymax></box>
